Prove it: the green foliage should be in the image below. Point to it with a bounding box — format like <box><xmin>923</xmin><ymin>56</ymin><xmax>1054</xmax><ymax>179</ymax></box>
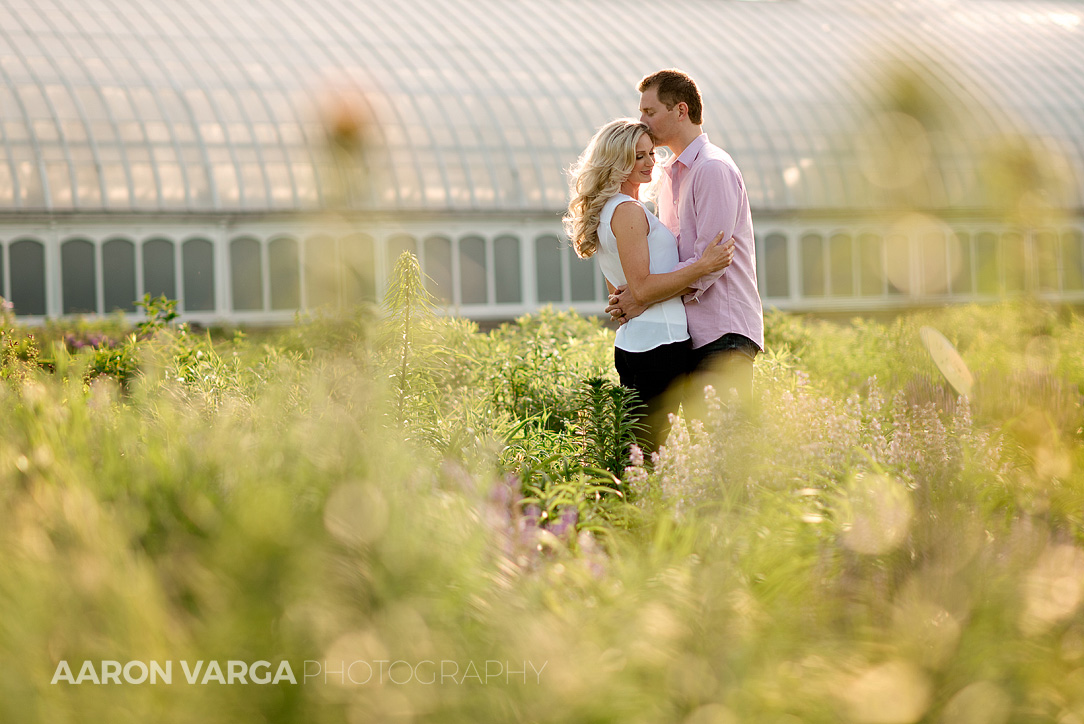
<box><xmin>1</xmin><ymin>331</ymin><xmax>42</xmax><ymax>384</ymax></box>
<box><xmin>135</xmin><ymin>293</ymin><xmax>180</xmax><ymax>337</ymax></box>
<box><xmin>2</xmin><ymin>300</ymin><xmax>1084</xmax><ymax>723</ymax></box>
<box><xmin>572</xmin><ymin>376</ymin><xmax>645</xmax><ymax>480</ymax></box>
<box><xmin>381</xmin><ymin>251</ymin><xmax>437</xmax><ymax>424</ymax></box>
<box><xmin>1</xmin><ymin>296</ymin><xmax>40</xmax><ymax>384</ymax></box>
<box><xmin>469</xmin><ymin>306</ymin><xmax>614</xmax><ymax>429</ymax></box>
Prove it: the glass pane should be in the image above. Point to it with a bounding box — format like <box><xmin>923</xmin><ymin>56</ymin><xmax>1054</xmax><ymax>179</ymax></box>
<box><xmin>800</xmin><ymin>233</ymin><xmax>825</xmax><ymax>297</ymax></box>
<box><xmin>269</xmin><ymin>237</ymin><xmax>300</xmax><ymax>310</ymax></box>
<box><xmin>459</xmin><ymin>235</ymin><xmax>486</xmax><ymax>304</ymax></box>
<box><xmin>1035</xmin><ymin>230</ymin><xmax>1059</xmax><ymax>292</ymax></box>
<box><xmin>266</xmin><ymin>163</ymin><xmax>293</xmax><ymax>206</ymax></box>
<box><xmin>1063</xmin><ymin>230</ymin><xmax>1083</xmax><ymax>292</ymax></box>
<box><xmin>0</xmin><ymin>163</ymin><xmax>13</xmax><ymax>207</ymax></box>
<box><xmin>828</xmin><ymin>233</ymin><xmax>853</xmax><ymax>296</ymax></box>
<box><xmin>230</xmin><ymin>238</ymin><xmax>263</xmax><ymax>311</ymax></box>
<box><xmin>185</xmin><ymin>156</ymin><xmax>211</xmax><ymax>207</ymax></box>
<box><xmin>103</xmin><ymin>163</ymin><xmax>130</xmax><ymax>206</ymax></box>
<box><xmin>342</xmin><ymin>234</ymin><xmax>376</xmax><ymax>305</ymax></box>
<box><xmin>762</xmin><ymin>232</ymin><xmax>789</xmax><ymax>298</ymax></box>
<box><xmin>130</xmin><ymin>162</ymin><xmax>157</xmax><ymax>206</ymax></box>
<box><xmin>1002</xmin><ymin>232</ymin><xmax>1025</xmax><ymax>293</ymax></box>
<box><xmin>47</xmin><ymin>162</ymin><xmax>74</xmax><ymax>208</ymax></box>
<box><xmin>494</xmin><ymin>235</ymin><xmax>521</xmax><ymax>303</ymax></box>
<box><xmin>858</xmin><ymin>233</ymin><xmax>884</xmax><ymax>296</ymax></box>
<box><xmin>182</xmin><ymin>239</ymin><xmax>215</xmax><ymax>312</ymax></box>
<box><xmin>534</xmin><ymin>235</ymin><xmax>563</xmax><ymax>303</ymax></box>
<box><xmin>976</xmin><ymin>232</ymin><xmax>999</xmax><ymax>295</ymax></box>
<box><xmin>75</xmin><ymin>162</ymin><xmax>102</xmax><ymax>206</ymax></box>
<box><xmin>241</xmin><ymin>164</ymin><xmax>266</xmax><ymax>206</ymax></box>
<box><xmin>952</xmin><ymin>232</ymin><xmax>973</xmax><ymax>295</ymax></box>
<box><xmin>569</xmin><ymin>244</ymin><xmax>597</xmax><ymax>302</ymax></box>
<box><xmin>158</xmin><ymin>162</ymin><xmax>185</xmax><ymax>206</ymax></box>
<box><xmin>103</xmin><ymin>239</ymin><xmax>137</xmax><ymax>313</ymax></box>
<box><xmin>214</xmin><ymin>163</ymin><xmax>240</xmax><ymax>206</ymax></box>
<box><xmin>10</xmin><ymin>240</ymin><xmax>46</xmax><ymax>315</ymax></box>
<box><xmin>304</xmin><ymin>236</ymin><xmax>339</xmax><ymax>309</ymax></box>
<box><xmin>423</xmin><ymin>236</ymin><xmax>452</xmax><ymax>303</ymax></box>
<box><xmin>16</xmin><ymin>155</ymin><xmax>45</xmax><ymax>207</ymax></box>
<box><xmin>62</xmin><ymin>239</ymin><xmax>96</xmax><ymax>314</ymax></box>
<box><xmin>184</xmin><ymin>89</ymin><xmax>216</xmax><ymax>121</ymax></box>
<box><xmin>143</xmin><ymin>239</ymin><xmax>176</xmax><ymax>300</ymax></box>
<box><xmin>292</xmin><ymin>163</ymin><xmax>317</xmax><ymax>204</ymax></box>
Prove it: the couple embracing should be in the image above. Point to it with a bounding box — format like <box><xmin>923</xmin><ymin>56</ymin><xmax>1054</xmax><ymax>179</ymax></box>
<box><xmin>564</xmin><ymin>69</ymin><xmax>764</xmax><ymax>453</ymax></box>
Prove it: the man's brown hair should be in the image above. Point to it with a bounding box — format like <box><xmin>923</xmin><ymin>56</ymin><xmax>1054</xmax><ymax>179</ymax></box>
<box><xmin>638</xmin><ymin>69</ymin><xmax>703</xmax><ymax>125</ymax></box>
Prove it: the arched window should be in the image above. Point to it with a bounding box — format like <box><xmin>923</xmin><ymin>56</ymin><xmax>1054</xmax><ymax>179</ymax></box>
<box><xmin>304</xmin><ymin>235</ymin><xmax>339</xmax><ymax>309</ymax></box>
<box><xmin>182</xmin><ymin>239</ymin><xmax>215</xmax><ymax>312</ymax></box>
<box><xmin>494</xmin><ymin>235</ymin><xmax>521</xmax><ymax>303</ymax></box>
<box><xmin>951</xmin><ymin>232</ymin><xmax>973</xmax><ymax>295</ymax></box>
<box><xmin>858</xmin><ymin>233</ymin><xmax>885</xmax><ymax>297</ymax></box>
<box><xmin>341</xmin><ymin>234</ymin><xmax>376</xmax><ymax>305</ymax></box>
<box><xmin>534</xmin><ymin>234</ymin><xmax>563</xmax><ymax>303</ymax></box>
<box><xmin>1063</xmin><ymin>229</ymin><xmax>1084</xmax><ymax>292</ymax></box>
<box><xmin>918</xmin><ymin>229</ymin><xmax>948</xmax><ymax>296</ymax></box>
<box><xmin>459</xmin><ymin>235</ymin><xmax>487</xmax><ymax>304</ymax></box>
<box><xmin>569</xmin><ymin>242</ymin><xmax>597</xmax><ymax>302</ymax></box>
<box><xmin>62</xmin><ymin>239</ymin><xmax>97</xmax><ymax>314</ymax></box>
<box><xmin>423</xmin><ymin>235</ymin><xmax>452</xmax><ymax>303</ymax></box>
<box><xmin>1002</xmin><ymin>231</ymin><xmax>1025</xmax><ymax>293</ymax></box>
<box><xmin>975</xmin><ymin>232</ymin><xmax>999</xmax><ymax>295</ymax></box>
<box><xmin>143</xmin><ymin>238</ymin><xmax>176</xmax><ymax>300</ymax></box>
<box><xmin>230</xmin><ymin>237</ymin><xmax>263</xmax><ymax>311</ymax></box>
<box><xmin>103</xmin><ymin>238</ymin><xmax>137</xmax><ymax>312</ymax></box>
<box><xmin>269</xmin><ymin>236</ymin><xmax>300</xmax><ymax>310</ymax></box>
<box><xmin>885</xmin><ymin>234</ymin><xmax>911</xmax><ymax>296</ymax></box>
<box><xmin>9</xmin><ymin>239</ymin><xmax>46</xmax><ymax>315</ymax></box>
<box><xmin>829</xmin><ymin>232</ymin><xmax>854</xmax><ymax>296</ymax></box>
<box><xmin>800</xmin><ymin>233</ymin><xmax>825</xmax><ymax>297</ymax></box>
<box><xmin>761</xmin><ymin>232</ymin><xmax>789</xmax><ymax>298</ymax></box>
<box><xmin>1035</xmin><ymin>230</ymin><xmax>1059</xmax><ymax>293</ymax></box>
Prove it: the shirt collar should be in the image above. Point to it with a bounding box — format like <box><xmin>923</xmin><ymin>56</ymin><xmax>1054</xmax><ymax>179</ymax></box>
<box><xmin>672</xmin><ymin>133</ymin><xmax>709</xmax><ymax>170</ymax></box>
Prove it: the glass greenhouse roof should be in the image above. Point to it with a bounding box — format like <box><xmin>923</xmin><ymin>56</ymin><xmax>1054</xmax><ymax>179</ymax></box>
<box><xmin>0</xmin><ymin>0</ymin><xmax>1080</xmax><ymax>214</ymax></box>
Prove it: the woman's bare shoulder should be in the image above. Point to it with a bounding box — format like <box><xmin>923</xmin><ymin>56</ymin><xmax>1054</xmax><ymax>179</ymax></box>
<box><xmin>610</xmin><ymin>197</ymin><xmax>646</xmax><ymax>224</ymax></box>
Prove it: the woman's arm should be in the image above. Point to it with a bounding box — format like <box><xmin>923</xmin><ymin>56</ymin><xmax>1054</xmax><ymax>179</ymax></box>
<box><xmin>610</xmin><ymin>200</ymin><xmax>733</xmax><ymax>309</ymax></box>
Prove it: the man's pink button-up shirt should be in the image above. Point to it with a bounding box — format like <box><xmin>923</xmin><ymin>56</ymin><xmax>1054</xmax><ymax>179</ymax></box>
<box><xmin>657</xmin><ymin>133</ymin><xmax>764</xmax><ymax>350</ymax></box>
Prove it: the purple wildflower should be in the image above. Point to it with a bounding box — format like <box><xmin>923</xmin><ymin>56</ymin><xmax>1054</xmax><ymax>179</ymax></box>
<box><xmin>546</xmin><ymin>506</ymin><xmax>579</xmax><ymax>542</ymax></box>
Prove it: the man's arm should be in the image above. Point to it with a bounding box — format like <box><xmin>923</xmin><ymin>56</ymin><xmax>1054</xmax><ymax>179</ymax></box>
<box><xmin>606</xmin><ymin>281</ymin><xmax>693</xmax><ymax>323</ymax></box>
<box><xmin>605</xmin><ymin>200</ymin><xmax>734</xmax><ymax>322</ymax></box>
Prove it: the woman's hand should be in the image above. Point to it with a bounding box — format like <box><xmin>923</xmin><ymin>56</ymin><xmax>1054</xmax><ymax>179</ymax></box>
<box><xmin>698</xmin><ymin>231</ymin><xmax>736</xmax><ymax>274</ymax></box>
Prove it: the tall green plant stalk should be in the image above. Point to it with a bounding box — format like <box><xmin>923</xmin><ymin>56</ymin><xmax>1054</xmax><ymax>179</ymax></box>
<box><xmin>382</xmin><ymin>251</ymin><xmax>438</xmax><ymax>424</ymax></box>
<box><xmin>576</xmin><ymin>377</ymin><xmax>645</xmax><ymax>479</ymax></box>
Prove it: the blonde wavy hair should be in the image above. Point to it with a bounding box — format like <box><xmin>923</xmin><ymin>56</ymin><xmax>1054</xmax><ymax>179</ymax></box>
<box><xmin>564</xmin><ymin>119</ymin><xmax>651</xmax><ymax>258</ymax></box>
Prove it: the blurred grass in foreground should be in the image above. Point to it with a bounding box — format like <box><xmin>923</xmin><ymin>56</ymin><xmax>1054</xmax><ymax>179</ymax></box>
<box><xmin>1</xmin><ymin>282</ymin><xmax>1083</xmax><ymax>723</ymax></box>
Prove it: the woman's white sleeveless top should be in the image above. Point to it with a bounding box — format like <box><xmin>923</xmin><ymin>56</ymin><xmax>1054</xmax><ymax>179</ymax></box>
<box><xmin>595</xmin><ymin>193</ymin><xmax>690</xmax><ymax>352</ymax></box>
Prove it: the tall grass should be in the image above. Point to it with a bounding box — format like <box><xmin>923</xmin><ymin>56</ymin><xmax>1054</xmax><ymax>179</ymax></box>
<box><xmin>1</xmin><ymin>282</ymin><xmax>1082</xmax><ymax>722</ymax></box>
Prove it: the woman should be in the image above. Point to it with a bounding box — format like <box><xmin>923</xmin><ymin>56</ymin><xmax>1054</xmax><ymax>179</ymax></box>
<box><xmin>564</xmin><ymin>119</ymin><xmax>734</xmax><ymax>452</ymax></box>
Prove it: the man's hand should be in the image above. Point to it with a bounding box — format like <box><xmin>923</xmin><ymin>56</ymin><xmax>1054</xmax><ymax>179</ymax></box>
<box><xmin>605</xmin><ymin>285</ymin><xmax>648</xmax><ymax>326</ymax></box>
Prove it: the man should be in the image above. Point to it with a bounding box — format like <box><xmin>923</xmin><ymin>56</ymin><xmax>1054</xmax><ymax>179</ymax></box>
<box><xmin>607</xmin><ymin>69</ymin><xmax>763</xmax><ymax>418</ymax></box>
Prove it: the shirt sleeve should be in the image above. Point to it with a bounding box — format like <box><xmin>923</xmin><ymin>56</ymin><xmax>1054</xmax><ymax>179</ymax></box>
<box><xmin>680</xmin><ymin>160</ymin><xmax>743</xmax><ymax>302</ymax></box>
